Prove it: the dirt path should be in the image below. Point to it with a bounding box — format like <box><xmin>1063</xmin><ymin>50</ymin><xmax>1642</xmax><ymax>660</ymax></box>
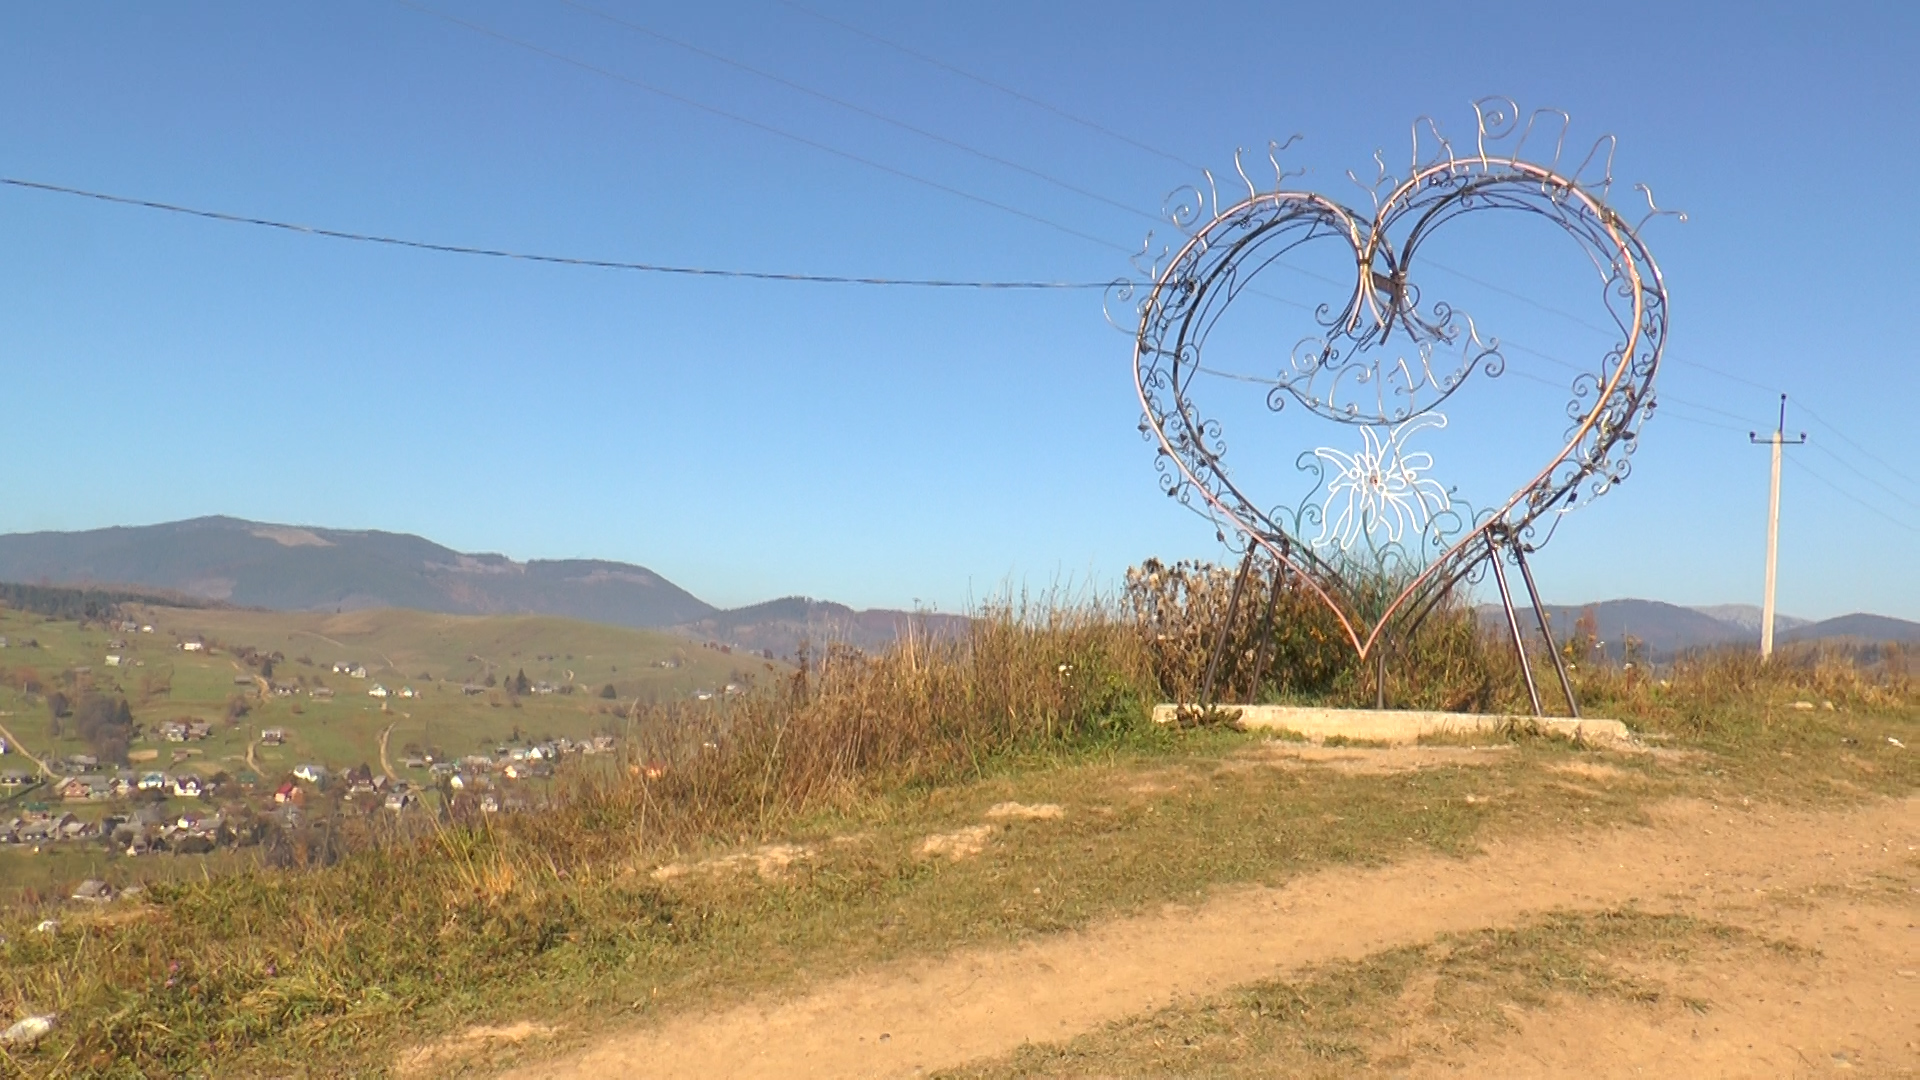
<box><xmin>504</xmin><ymin>795</ymin><xmax>1918</xmax><ymax>1079</ymax></box>
<box><xmin>378</xmin><ymin>723</ymin><xmax>397</xmax><ymax>781</ymax></box>
<box><xmin>0</xmin><ymin>719</ymin><xmax>59</xmax><ymax>781</ymax></box>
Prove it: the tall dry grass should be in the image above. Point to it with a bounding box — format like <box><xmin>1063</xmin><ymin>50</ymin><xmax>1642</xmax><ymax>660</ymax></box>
<box><xmin>543</xmin><ymin>593</ymin><xmax>1156</xmax><ymax>857</ymax></box>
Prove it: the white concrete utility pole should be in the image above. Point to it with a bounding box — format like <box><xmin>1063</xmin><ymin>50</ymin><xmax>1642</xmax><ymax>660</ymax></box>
<box><xmin>1750</xmin><ymin>394</ymin><xmax>1806</xmax><ymax>659</ymax></box>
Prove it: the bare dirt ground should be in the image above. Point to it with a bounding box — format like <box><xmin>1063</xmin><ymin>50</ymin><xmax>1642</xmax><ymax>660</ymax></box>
<box><xmin>502</xmin><ymin>793</ymin><xmax>1917</xmax><ymax>1079</ymax></box>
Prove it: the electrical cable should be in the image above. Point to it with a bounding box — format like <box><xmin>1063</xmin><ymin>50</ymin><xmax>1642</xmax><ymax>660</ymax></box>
<box><xmin>393</xmin><ymin>0</ymin><xmax>1127</xmax><ymax>254</ymax></box>
<box><xmin>774</xmin><ymin>0</ymin><xmax>1206</xmax><ymax>174</ymax></box>
<box><xmin>554</xmin><ymin>0</ymin><xmax>1157</xmax><ymax>225</ymax></box>
<box><xmin>1784</xmin><ymin>455</ymin><xmax>1920</xmax><ymax>535</ymax></box>
<box><xmin>0</xmin><ymin>177</ymin><xmax>1112</xmax><ymax>289</ymax></box>
<box><xmin>1807</xmin><ymin>440</ymin><xmax>1920</xmax><ymax>517</ymax></box>
<box><xmin>1796</xmin><ymin>399</ymin><xmax>1920</xmax><ymax>493</ymax></box>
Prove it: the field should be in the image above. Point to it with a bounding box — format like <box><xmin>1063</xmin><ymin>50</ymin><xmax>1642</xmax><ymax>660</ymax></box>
<box><xmin>0</xmin><ymin>603</ymin><xmax>769</xmax><ymax>782</ymax></box>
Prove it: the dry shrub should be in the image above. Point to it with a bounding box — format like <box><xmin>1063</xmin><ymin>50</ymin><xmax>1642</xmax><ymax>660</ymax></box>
<box><xmin>1123</xmin><ymin>557</ymin><xmax>1534</xmax><ymax>712</ymax></box>
<box><xmin>1125</xmin><ymin>558</ymin><xmax>1353</xmax><ymax>703</ymax></box>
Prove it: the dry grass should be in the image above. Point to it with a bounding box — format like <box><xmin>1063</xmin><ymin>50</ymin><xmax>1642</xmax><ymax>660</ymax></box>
<box><xmin>543</xmin><ymin>592</ymin><xmax>1156</xmax><ymax>859</ymax></box>
<box><xmin>0</xmin><ymin>578</ymin><xmax>1912</xmax><ymax>1077</ymax></box>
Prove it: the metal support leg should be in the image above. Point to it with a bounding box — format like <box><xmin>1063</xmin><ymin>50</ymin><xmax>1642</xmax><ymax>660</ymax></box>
<box><xmin>1242</xmin><ymin>558</ymin><xmax>1286</xmax><ymax>702</ymax></box>
<box><xmin>1511</xmin><ymin>543</ymin><xmax>1580</xmax><ymax>718</ymax></box>
<box><xmin>1200</xmin><ymin>547</ymin><xmax>1256</xmax><ymax>707</ymax></box>
<box><xmin>1488</xmin><ymin>540</ymin><xmax>1544</xmax><ymax>718</ymax></box>
<box><xmin>1375</xmin><ymin>648</ymin><xmax>1387</xmax><ymax>710</ymax></box>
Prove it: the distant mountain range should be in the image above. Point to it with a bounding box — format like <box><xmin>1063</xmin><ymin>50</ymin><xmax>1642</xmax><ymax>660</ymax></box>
<box><xmin>1480</xmin><ymin>599</ymin><xmax>1920</xmax><ymax>658</ymax></box>
<box><xmin>0</xmin><ymin>516</ymin><xmax>960</xmax><ymax>654</ymax></box>
<box><xmin>1</xmin><ymin>518</ymin><xmax>1913</xmax><ymax>658</ymax></box>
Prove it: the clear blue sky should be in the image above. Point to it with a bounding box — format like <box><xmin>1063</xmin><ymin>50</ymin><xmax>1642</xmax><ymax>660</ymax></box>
<box><xmin>2</xmin><ymin>2</ymin><xmax>1916</xmax><ymax>619</ymax></box>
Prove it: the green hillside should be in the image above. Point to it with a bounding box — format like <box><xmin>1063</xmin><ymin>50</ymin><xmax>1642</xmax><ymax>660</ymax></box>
<box><xmin>0</xmin><ymin>604</ymin><xmax>780</xmax><ymax>789</ymax></box>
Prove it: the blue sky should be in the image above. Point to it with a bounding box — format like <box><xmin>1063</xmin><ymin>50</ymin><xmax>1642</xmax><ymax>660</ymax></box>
<box><xmin>2</xmin><ymin>2</ymin><xmax>1917</xmax><ymax>619</ymax></box>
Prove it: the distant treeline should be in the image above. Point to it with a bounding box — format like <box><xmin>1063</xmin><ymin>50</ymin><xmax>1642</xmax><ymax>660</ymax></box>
<box><xmin>0</xmin><ymin>581</ymin><xmax>218</xmax><ymax>621</ymax></box>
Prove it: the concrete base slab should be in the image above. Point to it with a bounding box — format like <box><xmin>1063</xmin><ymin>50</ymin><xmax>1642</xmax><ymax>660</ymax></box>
<box><xmin>1150</xmin><ymin>704</ymin><xmax>1631</xmax><ymax>746</ymax></box>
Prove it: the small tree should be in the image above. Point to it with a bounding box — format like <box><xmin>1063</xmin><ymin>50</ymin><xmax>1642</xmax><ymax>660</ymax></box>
<box><xmin>1566</xmin><ymin>607</ymin><xmax>1600</xmax><ymax>665</ymax></box>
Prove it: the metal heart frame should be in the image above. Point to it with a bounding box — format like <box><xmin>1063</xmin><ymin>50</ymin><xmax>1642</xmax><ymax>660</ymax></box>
<box><xmin>1114</xmin><ymin>100</ymin><xmax>1673</xmax><ymax>661</ymax></box>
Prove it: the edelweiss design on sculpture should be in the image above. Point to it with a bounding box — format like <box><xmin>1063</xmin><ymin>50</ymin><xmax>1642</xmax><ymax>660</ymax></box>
<box><xmin>1313</xmin><ymin>415</ymin><xmax>1450</xmax><ymax>551</ymax></box>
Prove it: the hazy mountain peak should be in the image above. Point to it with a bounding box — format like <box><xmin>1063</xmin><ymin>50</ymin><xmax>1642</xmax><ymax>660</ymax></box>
<box><xmin>1689</xmin><ymin>604</ymin><xmax>1810</xmax><ymax>634</ymax></box>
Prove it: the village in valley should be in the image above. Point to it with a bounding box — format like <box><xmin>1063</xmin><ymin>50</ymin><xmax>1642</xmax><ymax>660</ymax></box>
<box><xmin>0</xmin><ymin>598</ymin><xmax>758</xmax><ymax>896</ymax></box>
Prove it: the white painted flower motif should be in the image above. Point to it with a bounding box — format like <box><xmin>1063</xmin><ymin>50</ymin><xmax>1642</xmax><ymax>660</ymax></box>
<box><xmin>1312</xmin><ymin>414</ymin><xmax>1451</xmax><ymax>551</ymax></box>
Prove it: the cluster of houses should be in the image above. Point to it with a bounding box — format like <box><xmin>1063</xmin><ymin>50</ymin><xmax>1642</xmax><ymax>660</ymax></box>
<box><xmin>2</xmin><ymin>805</ymin><xmax>227</xmax><ymax>854</ymax></box>
<box><xmin>271</xmin><ymin>765</ymin><xmax>422</xmax><ymax>813</ymax></box>
<box><xmin>36</xmin><ymin>769</ymin><xmax>217</xmax><ymax>803</ymax></box>
<box><xmin>1</xmin><ymin>716</ymin><xmax>626</xmax><ymax>857</ymax></box>
<box><xmin>157</xmin><ymin>719</ymin><xmax>215</xmax><ymax>742</ymax></box>
<box><xmin>412</xmin><ymin>734</ymin><xmax>618</xmax><ymax>790</ymax></box>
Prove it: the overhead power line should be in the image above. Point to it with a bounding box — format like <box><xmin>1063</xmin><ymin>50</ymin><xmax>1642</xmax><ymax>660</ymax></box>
<box><xmin>0</xmin><ymin>177</ymin><xmax>1111</xmax><ymax>289</ymax></box>
<box><xmin>1797</xmin><ymin>399</ymin><xmax>1920</xmax><ymax>494</ymax></box>
<box><xmin>556</xmin><ymin>0</ymin><xmax>1155</xmax><ymax>224</ymax></box>
<box><xmin>1785</xmin><ymin>455</ymin><xmax>1920</xmax><ymax>536</ymax></box>
<box><xmin>775</xmin><ymin>0</ymin><xmax>1206</xmax><ymax>174</ymax></box>
<box><xmin>396</xmin><ymin>0</ymin><xmax>1124</xmax><ymax>254</ymax></box>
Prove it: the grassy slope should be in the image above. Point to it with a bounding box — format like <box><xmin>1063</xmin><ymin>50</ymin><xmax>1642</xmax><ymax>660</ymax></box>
<box><xmin>1</xmin><ymin>604</ymin><xmax>766</xmax><ymax>771</ymax></box>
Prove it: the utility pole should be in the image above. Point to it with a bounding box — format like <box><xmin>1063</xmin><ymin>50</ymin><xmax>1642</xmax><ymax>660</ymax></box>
<box><xmin>1749</xmin><ymin>394</ymin><xmax>1807</xmax><ymax>659</ymax></box>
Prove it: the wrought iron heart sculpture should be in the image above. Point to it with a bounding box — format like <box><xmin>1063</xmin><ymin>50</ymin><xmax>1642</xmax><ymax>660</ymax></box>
<box><xmin>1116</xmin><ymin>101</ymin><xmax>1675</xmax><ymax>658</ymax></box>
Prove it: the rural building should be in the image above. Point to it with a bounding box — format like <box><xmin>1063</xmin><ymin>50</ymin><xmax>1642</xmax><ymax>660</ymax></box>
<box><xmin>58</xmin><ymin>776</ymin><xmax>113</xmax><ymax>801</ymax></box>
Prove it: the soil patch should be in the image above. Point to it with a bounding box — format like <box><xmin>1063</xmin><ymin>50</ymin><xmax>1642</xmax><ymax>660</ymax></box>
<box><xmin>919</xmin><ymin>826</ymin><xmax>994</xmax><ymax>861</ymax></box>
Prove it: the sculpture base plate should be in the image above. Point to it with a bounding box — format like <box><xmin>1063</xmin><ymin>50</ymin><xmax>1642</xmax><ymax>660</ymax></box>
<box><xmin>1151</xmin><ymin>704</ymin><xmax>1630</xmax><ymax>746</ymax></box>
